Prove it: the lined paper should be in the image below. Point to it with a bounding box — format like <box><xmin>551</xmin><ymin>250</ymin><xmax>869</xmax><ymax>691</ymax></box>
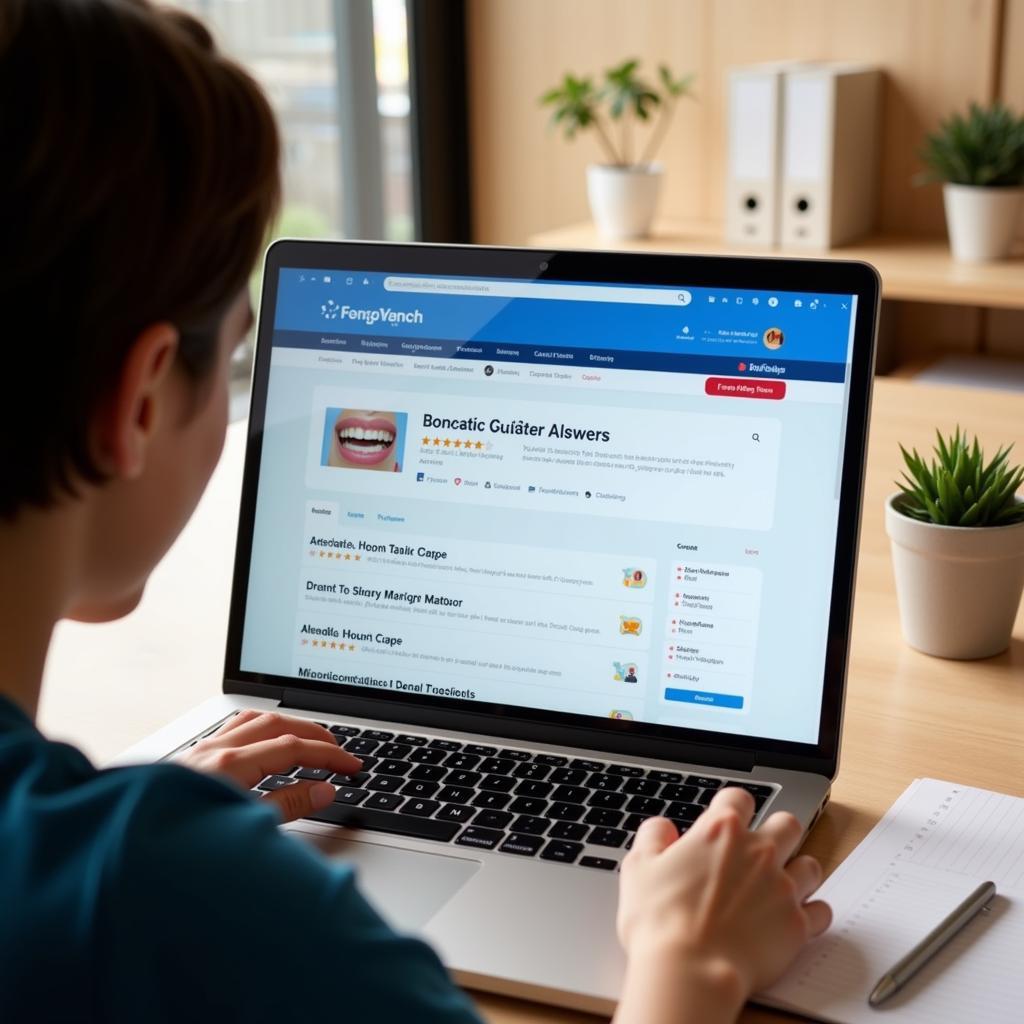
<box><xmin>761</xmin><ymin>779</ymin><xmax>1024</xmax><ymax>1023</ymax></box>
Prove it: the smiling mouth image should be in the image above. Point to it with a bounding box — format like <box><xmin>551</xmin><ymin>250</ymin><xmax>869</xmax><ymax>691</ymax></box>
<box><xmin>333</xmin><ymin>414</ymin><xmax>397</xmax><ymax>466</ymax></box>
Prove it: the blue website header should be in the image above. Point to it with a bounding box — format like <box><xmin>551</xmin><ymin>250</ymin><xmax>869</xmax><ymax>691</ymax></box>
<box><xmin>272</xmin><ymin>269</ymin><xmax>855</xmax><ymax>383</ymax></box>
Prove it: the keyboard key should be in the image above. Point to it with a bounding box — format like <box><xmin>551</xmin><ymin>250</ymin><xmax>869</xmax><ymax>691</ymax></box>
<box><xmin>665</xmin><ymin>801</ymin><xmax>704</xmax><ymax>822</ymax></box>
<box><xmin>329</xmin><ymin>725</ymin><xmax>360</xmax><ymax>737</ymax></box>
<box><xmin>588</xmin><ymin>790</ymin><xmax>627</xmax><ymax>810</ymax></box>
<box><xmin>436</xmin><ymin>785</ymin><xmax>474</xmax><ymax>804</ymax></box>
<box><xmin>446</xmin><ymin>769</ymin><xmax>482</xmax><ymax>789</ymax></box>
<box><xmin>607</xmin><ymin>764</ymin><xmax>645</xmax><ymax>777</ymax></box>
<box><xmin>401</xmin><ymin>779</ymin><xmax>439</xmax><ymax>798</ymax></box>
<box><xmin>550</xmin><ymin>768</ymin><xmax>587</xmax><ymax>785</ymax></box>
<box><xmin>345</xmin><ymin>737</ymin><xmax>380</xmax><ymax>756</ymax></box>
<box><xmin>549</xmin><ymin>801</ymin><xmax>586</xmax><ymax>821</ymax></box>
<box><xmin>625</xmin><ymin>796</ymin><xmax>665</xmax><ymax>816</ymax></box>
<box><xmin>257</xmin><ymin>775</ymin><xmax>296</xmax><ymax>791</ymax></box>
<box><xmin>579</xmin><ymin>856</ymin><xmax>617</xmax><ymax>870</ymax></box>
<box><xmin>478</xmin><ymin>757</ymin><xmax>515</xmax><ymax>775</ymax></box>
<box><xmin>696</xmin><ymin>789</ymin><xmax>715</xmax><ymax>806</ymax></box>
<box><xmin>445</xmin><ymin>752</ymin><xmax>480</xmax><ymax>771</ymax></box>
<box><xmin>479</xmin><ymin>774</ymin><xmax>516</xmax><ymax>793</ymax></box>
<box><xmin>723</xmin><ymin>781</ymin><xmax>775</xmax><ymax>799</ymax></box>
<box><xmin>498</xmin><ymin>749</ymin><xmax>532</xmax><ymax>761</ymax></box>
<box><xmin>409</xmin><ymin>764</ymin><xmax>447</xmax><ymax>782</ymax></box>
<box><xmin>669</xmin><ymin>820</ymin><xmax>692</xmax><ymax>835</ymax></box>
<box><xmin>532</xmin><ymin>753</ymin><xmax>568</xmax><ymax>766</ymax></box>
<box><xmin>551</xmin><ymin>785</ymin><xmax>588</xmax><ymax>804</ymax></box>
<box><xmin>366</xmin><ymin>775</ymin><xmax>405</xmax><ymax>793</ymax></box>
<box><xmin>308</xmin><ymin>804</ymin><xmax>459</xmax><ymax>842</ymax></box>
<box><xmin>456</xmin><ymin>826</ymin><xmax>503</xmax><ymax>850</ymax></box>
<box><xmin>331</xmin><ymin>770</ymin><xmax>370</xmax><ymax>787</ymax></box>
<box><xmin>474</xmin><ymin>810</ymin><xmax>514</xmax><ymax>830</ymax></box>
<box><xmin>295</xmin><ymin>767</ymin><xmax>334</xmax><ymax>782</ymax></box>
<box><xmin>361</xmin><ymin>730</ymin><xmax>394</xmax><ymax>742</ymax></box>
<box><xmin>648</xmin><ymin>770</ymin><xmax>683</xmax><ymax>784</ymax></box>
<box><xmin>570</xmin><ymin>758</ymin><xmax>605</xmax><ymax>772</ymax></box>
<box><xmin>428</xmin><ymin>738</ymin><xmax>461</xmax><ymax>751</ymax></box>
<box><xmin>510</xmin><ymin>814</ymin><xmax>548</xmax><ymax>836</ymax></box>
<box><xmin>376</xmin><ymin>759</ymin><xmax>412</xmax><ymax>777</ymax></box>
<box><xmin>408</xmin><ymin>747</ymin><xmax>447</xmax><ymax>765</ymax></box>
<box><xmin>396</xmin><ymin>733</ymin><xmax>427</xmax><ymax>745</ymax></box>
<box><xmin>364</xmin><ymin>792</ymin><xmax>404</xmax><ymax>811</ymax></box>
<box><xmin>463</xmin><ymin>744</ymin><xmax>497</xmax><ymax>757</ymax></box>
<box><xmin>509</xmin><ymin>797</ymin><xmax>548</xmax><ymax>816</ymax></box>
<box><xmin>437</xmin><ymin>804</ymin><xmax>476</xmax><ymax>824</ymax></box>
<box><xmin>514</xmin><ymin>780</ymin><xmax>553</xmax><ymax>799</ymax></box>
<box><xmin>333</xmin><ymin>787</ymin><xmax>367</xmax><ymax>805</ymax></box>
<box><xmin>622</xmin><ymin>814</ymin><xmax>647</xmax><ymax>831</ymax></box>
<box><xmin>661</xmin><ymin>784</ymin><xmax>699</xmax><ymax>803</ymax></box>
<box><xmin>403</xmin><ymin>798</ymin><xmax>440</xmax><ymax>817</ymax></box>
<box><xmin>353</xmin><ymin>755</ymin><xmax>378</xmax><ymax>772</ymax></box>
<box><xmin>548</xmin><ymin>820</ymin><xmax>588</xmax><ymax>841</ymax></box>
<box><xmin>540</xmin><ymin>840</ymin><xmax>583</xmax><ymax>864</ymax></box>
<box><xmin>622</xmin><ymin>778</ymin><xmax>660</xmax><ymax>796</ymax></box>
<box><xmin>587</xmin><ymin>826</ymin><xmax>627</xmax><ymax>848</ymax></box>
<box><xmin>377</xmin><ymin>743</ymin><xmax>412</xmax><ymax>760</ymax></box>
<box><xmin>472</xmin><ymin>790</ymin><xmax>512</xmax><ymax>810</ymax></box>
<box><xmin>499</xmin><ymin>833</ymin><xmax>544</xmax><ymax>856</ymax></box>
<box><xmin>512</xmin><ymin>762</ymin><xmax>551</xmax><ymax>781</ymax></box>
<box><xmin>686</xmin><ymin>775</ymin><xmax>722</xmax><ymax>790</ymax></box>
<box><xmin>584</xmin><ymin>807</ymin><xmax>623</xmax><ymax>827</ymax></box>
<box><xmin>587</xmin><ymin>773</ymin><xmax>623</xmax><ymax>792</ymax></box>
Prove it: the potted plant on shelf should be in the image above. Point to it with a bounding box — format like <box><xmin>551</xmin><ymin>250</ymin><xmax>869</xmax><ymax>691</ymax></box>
<box><xmin>886</xmin><ymin>428</ymin><xmax>1024</xmax><ymax>659</ymax></box>
<box><xmin>541</xmin><ymin>60</ymin><xmax>694</xmax><ymax>240</ymax></box>
<box><xmin>918</xmin><ymin>101</ymin><xmax>1024</xmax><ymax>263</ymax></box>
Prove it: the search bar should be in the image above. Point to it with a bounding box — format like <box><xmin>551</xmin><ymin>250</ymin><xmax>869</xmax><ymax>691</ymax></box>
<box><xmin>384</xmin><ymin>276</ymin><xmax>691</xmax><ymax>306</ymax></box>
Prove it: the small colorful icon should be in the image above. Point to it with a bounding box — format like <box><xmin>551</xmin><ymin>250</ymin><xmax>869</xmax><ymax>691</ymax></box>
<box><xmin>619</xmin><ymin>616</ymin><xmax>643</xmax><ymax>636</ymax></box>
<box><xmin>621</xmin><ymin>568</ymin><xmax>647</xmax><ymax>589</ymax></box>
<box><xmin>528</xmin><ymin>485</ymin><xmax>536</xmax><ymax>493</ymax></box>
<box><xmin>763</xmin><ymin>327</ymin><xmax>784</xmax><ymax>350</ymax></box>
<box><xmin>612</xmin><ymin>662</ymin><xmax>639</xmax><ymax>684</ymax></box>
<box><xmin>738</xmin><ymin>362</ymin><xmax>748</xmax><ymax>372</ymax></box>
<box><xmin>416</xmin><ymin>471</ymin><xmax>425</xmax><ymax>482</ymax></box>
<box><xmin>320</xmin><ymin>298</ymin><xmax>340</xmax><ymax>320</ymax></box>
<box><xmin>609</xmin><ymin>709</ymin><xmax>634</xmax><ymax>721</ymax></box>
<box><xmin>454</xmin><ymin>477</ymin><xmax>462</xmax><ymax>486</ymax></box>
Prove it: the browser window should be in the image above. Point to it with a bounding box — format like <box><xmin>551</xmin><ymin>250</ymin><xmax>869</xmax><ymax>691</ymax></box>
<box><xmin>240</xmin><ymin>268</ymin><xmax>856</xmax><ymax>745</ymax></box>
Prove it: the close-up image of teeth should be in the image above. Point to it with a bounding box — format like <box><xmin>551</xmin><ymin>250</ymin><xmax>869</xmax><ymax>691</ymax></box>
<box><xmin>337</xmin><ymin>425</ymin><xmax>395</xmax><ymax>453</ymax></box>
<box><xmin>323</xmin><ymin>408</ymin><xmax>406</xmax><ymax>472</ymax></box>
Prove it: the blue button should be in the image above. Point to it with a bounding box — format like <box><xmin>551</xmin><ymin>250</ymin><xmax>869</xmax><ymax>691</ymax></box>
<box><xmin>664</xmin><ymin>688</ymin><xmax>744</xmax><ymax>709</ymax></box>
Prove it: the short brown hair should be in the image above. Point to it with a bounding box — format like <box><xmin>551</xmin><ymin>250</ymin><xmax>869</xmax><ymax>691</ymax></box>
<box><xmin>0</xmin><ymin>0</ymin><xmax>280</xmax><ymax>517</ymax></box>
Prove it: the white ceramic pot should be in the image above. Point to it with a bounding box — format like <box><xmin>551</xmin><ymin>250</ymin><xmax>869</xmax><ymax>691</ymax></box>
<box><xmin>942</xmin><ymin>183</ymin><xmax>1024</xmax><ymax>263</ymax></box>
<box><xmin>586</xmin><ymin>163</ymin><xmax>663</xmax><ymax>240</ymax></box>
<box><xmin>885</xmin><ymin>493</ymin><xmax>1024</xmax><ymax>659</ymax></box>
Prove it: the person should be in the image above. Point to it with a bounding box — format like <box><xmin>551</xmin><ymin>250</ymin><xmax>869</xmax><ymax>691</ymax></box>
<box><xmin>0</xmin><ymin>2</ymin><xmax>831</xmax><ymax>1022</ymax></box>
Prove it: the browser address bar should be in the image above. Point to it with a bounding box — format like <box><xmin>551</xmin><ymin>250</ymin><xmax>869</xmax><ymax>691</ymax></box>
<box><xmin>383</xmin><ymin>276</ymin><xmax>691</xmax><ymax>306</ymax></box>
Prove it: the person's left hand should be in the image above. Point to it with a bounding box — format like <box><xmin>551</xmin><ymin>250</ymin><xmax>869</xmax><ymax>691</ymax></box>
<box><xmin>179</xmin><ymin>709</ymin><xmax>361</xmax><ymax>821</ymax></box>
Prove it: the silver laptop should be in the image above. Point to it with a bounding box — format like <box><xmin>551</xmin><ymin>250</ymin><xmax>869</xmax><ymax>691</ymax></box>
<box><xmin>118</xmin><ymin>240</ymin><xmax>879</xmax><ymax>1014</ymax></box>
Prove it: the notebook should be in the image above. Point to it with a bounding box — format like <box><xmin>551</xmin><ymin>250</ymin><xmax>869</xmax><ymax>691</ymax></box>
<box><xmin>761</xmin><ymin>778</ymin><xmax>1024</xmax><ymax>1023</ymax></box>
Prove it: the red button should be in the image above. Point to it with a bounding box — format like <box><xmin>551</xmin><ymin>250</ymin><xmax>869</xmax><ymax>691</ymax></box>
<box><xmin>704</xmin><ymin>377</ymin><xmax>786</xmax><ymax>400</ymax></box>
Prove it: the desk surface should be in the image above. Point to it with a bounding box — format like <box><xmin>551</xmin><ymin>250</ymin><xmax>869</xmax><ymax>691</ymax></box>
<box><xmin>40</xmin><ymin>378</ymin><xmax>1024</xmax><ymax>1024</ymax></box>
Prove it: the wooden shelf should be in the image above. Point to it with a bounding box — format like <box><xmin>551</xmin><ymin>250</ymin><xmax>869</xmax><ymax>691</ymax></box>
<box><xmin>528</xmin><ymin>220</ymin><xmax>1024</xmax><ymax>310</ymax></box>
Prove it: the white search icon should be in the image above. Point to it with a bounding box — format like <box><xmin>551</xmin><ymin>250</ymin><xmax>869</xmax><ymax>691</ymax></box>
<box><xmin>752</xmin><ymin>432</ymin><xmax>760</xmax><ymax>442</ymax></box>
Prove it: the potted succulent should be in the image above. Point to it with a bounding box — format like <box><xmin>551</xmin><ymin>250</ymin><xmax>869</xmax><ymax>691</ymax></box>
<box><xmin>541</xmin><ymin>60</ymin><xmax>694</xmax><ymax>240</ymax></box>
<box><xmin>918</xmin><ymin>102</ymin><xmax>1024</xmax><ymax>262</ymax></box>
<box><xmin>885</xmin><ymin>428</ymin><xmax>1024</xmax><ymax>659</ymax></box>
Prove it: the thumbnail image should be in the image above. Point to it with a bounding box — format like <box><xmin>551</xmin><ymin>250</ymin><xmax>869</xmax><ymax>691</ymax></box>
<box><xmin>621</xmin><ymin>567</ymin><xmax>647</xmax><ymax>589</ymax></box>
<box><xmin>321</xmin><ymin>407</ymin><xmax>408</xmax><ymax>473</ymax></box>
<box><xmin>619</xmin><ymin>616</ymin><xmax>643</xmax><ymax>636</ymax></box>
<box><xmin>612</xmin><ymin>661</ymin><xmax>639</xmax><ymax>684</ymax></box>
<box><xmin>763</xmin><ymin>327</ymin><xmax>784</xmax><ymax>350</ymax></box>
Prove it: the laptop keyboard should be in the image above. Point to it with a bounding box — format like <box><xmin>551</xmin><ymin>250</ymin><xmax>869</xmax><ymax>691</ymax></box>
<box><xmin>252</xmin><ymin>723</ymin><xmax>777</xmax><ymax>871</ymax></box>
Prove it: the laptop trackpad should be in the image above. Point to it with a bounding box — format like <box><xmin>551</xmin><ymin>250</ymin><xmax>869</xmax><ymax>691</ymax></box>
<box><xmin>318</xmin><ymin>838</ymin><xmax>480</xmax><ymax>930</ymax></box>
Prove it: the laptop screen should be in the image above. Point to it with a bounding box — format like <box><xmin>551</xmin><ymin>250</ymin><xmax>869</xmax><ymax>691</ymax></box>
<box><xmin>238</xmin><ymin>255</ymin><xmax>863</xmax><ymax>749</ymax></box>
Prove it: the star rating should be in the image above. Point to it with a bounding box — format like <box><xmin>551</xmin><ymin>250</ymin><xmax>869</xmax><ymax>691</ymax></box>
<box><xmin>443</xmin><ymin>438</ymin><xmax>451</xmax><ymax>447</ymax></box>
<box><xmin>433</xmin><ymin>437</ymin><xmax>441</xmax><ymax>446</ymax></box>
<box><xmin>453</xmin><ymin>439</ymin><xmax>462</xmax><ymax>448</ymax></box>
<box><xmin>475</xmin><ymin>441</ymin><xmax>484</xmax><ymax>449</ymax></box>
<box><xmin>415</xmin><ymin>435</ymin><xmax>486</xmax><ymax>451</ymax></box>
<box><xmin>421</xmin><ymin>435</ymin><xmax>431</xmax><ymax>445</ymax></box>
<box><xmin>303</xmin><ymin>638</ymin><xmax>358</xmax><ymax>653</ymax></box>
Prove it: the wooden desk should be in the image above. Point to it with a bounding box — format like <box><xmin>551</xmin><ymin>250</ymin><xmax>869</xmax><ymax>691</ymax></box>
<box><xmin>39</xmin><ymin>379</ymin><xmax>1024</xmax><ymax>1023</ymax></box>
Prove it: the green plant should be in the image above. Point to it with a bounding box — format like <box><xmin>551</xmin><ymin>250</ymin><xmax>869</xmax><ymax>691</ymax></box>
<box><xmin>918</xmin><ymin>102</ymin><xmax>1024</xmax><ymax>187</ymax></box>
<box><xmin>540</xmin><ymin>59</ymin><xmax>694</xmax><ymax>166</ymax></box>
<box><xmin>896</xmin><ymin>428</ymin><xmax>1024</xmax><ymax>527</ymax></box>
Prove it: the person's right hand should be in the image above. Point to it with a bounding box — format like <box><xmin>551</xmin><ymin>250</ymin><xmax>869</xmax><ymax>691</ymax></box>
<box><xmin>615</xmin><ymin>788</ymin><xmax>831</xmax><ymax>1021</ymax></box>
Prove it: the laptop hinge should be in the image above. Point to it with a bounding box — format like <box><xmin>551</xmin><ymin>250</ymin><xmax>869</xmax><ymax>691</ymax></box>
<box><xmin>279</xmin><ymin>688</ymin><xmax>758</xmax><ymax>772</ymax></box>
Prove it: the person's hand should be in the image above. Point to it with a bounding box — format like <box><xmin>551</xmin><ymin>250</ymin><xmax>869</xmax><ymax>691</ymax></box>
<box><xmin>614</xmin><ymin>788</ymin><xmax>831</xmax><ymax>1024</ymax></box>
<box><xmin>179</xmin><ymin>710</ymin><xmax>362</xmax><ymax>822</ymax></box>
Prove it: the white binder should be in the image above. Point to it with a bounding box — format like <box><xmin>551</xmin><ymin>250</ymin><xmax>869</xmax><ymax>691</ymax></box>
<box><xmin>724</xmin><ymin>63</ymin><xmax>791</xmax><ymax>247</ymax></box>
<box><xmin>779</xmin><ymin>63</ymin><xmax>882</xmax><ymax>249</ymax></box>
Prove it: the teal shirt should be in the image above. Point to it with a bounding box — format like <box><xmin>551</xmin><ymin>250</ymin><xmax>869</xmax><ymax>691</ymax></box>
<box><xmin>0</xmin><ymin>697</ymin><xmax>482</xmax><ymax>1023</ymax></box>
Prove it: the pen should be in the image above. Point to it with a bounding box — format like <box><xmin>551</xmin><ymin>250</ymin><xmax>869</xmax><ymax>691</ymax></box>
<box><xmin>868</xmin><ymin>880</ymin><xmax>997</xmax><ymax>1007</ymax></box>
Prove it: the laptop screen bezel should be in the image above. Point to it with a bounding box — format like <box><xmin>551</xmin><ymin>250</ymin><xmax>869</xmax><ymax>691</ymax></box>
<box><xmin>223</xmin><ymin>239</ymin><xmax>878</xmax><ymax>778</ymax></box>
